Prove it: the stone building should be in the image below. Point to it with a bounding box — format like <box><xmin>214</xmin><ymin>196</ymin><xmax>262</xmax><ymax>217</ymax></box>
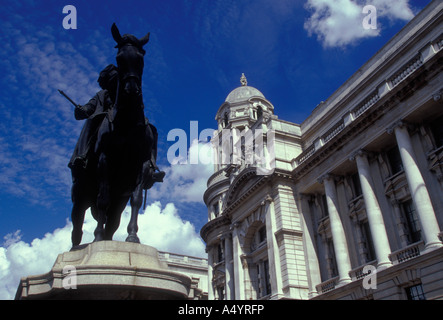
<box><xmin>158</xmin><ymin>251</ymin><xmax>209</xmax><ymax>300</ymax></box>
<box><xmin>201</xmin><ymin>0</ymin><xmax>443</xmax><ymax>300</ymax></box>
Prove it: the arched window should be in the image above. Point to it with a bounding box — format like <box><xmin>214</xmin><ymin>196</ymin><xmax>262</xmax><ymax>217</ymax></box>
<box><xmin>217</xmin><ymin>243</ymin><xmax>224</xmax><ymax>263</ymax></box>
<box><xmin>257</xmin><ymin>106</ymin><xmax>263</xmax><ymax>119</ymax></box>
<box><xmin>246</xmin><ymin>223</ymin><xmax>271</xmax><ymax>298</ymax></box>
<box><xmin>250</xmin><ymin>225</ymin><xmax>267</xmax><ymax>252</ymax></box>
<box><xmin>223</xmin><ymin>112</ymin><xmax>229</xmax><ymax>128</ymax></box>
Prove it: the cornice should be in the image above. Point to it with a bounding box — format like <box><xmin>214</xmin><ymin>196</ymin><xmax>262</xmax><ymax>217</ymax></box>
<box><xmin>223</xmin><ymin>169</ymin><xmax>268</xmax><ymax>215</ymax></box>
<box><xmin>203</xmin><ymin>175</ymin><xmax>230</xmax><ymax>205</ymax></box>
<box><xmin>200</xmin><ymin>215</ymin><xmax>231</xmax><ymax>243</ymax></box>
<box><xmin>222</xmin><ymin>168</ymin><xmax>292</xmax><ymax>218</ymax></box>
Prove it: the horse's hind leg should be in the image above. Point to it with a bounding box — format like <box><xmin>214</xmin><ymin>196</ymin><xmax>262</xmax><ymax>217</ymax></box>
<box><xmin>104</xmin><ymin>196</ymin><xmax>129</xmax><ymax>240</ymax></box>
<box><xmin>126</xmin><ymin>185</ymin><xmax>143</xmax><ymax>243</ymax></box>
<box><xmin>94</xmin><ymin>155</ymin><xmax>109</xmax><ymax>242</ymax></box>
<box><xmin>94</xmin><ymin>187</ymin><xmax>108</xmax><ymax>242</ymax></box>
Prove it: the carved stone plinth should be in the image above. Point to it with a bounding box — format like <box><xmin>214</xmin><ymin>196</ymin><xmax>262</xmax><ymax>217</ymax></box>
<box><xmin>15</xmin><ymin>241</ymin><xmax>191</xmax><ymax>300</ymax></box>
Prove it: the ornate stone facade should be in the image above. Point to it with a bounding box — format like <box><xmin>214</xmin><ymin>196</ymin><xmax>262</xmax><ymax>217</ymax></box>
<box><xmin>201</xmin><ymin>0</ymin><xmax>443</xmax><ymax>300</ymax></box>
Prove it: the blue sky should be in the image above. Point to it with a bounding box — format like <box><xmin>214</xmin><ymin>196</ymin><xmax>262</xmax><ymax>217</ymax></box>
<box><xmin>0</xmin><ymin>0</ymin><xmax>432</xmax><ymax>298</ymax></box>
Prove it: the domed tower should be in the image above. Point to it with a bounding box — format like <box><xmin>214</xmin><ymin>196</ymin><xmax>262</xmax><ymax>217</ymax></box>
<box><xmin>215</xmin><ymin>73</ymin><xmax>274</xmax><ymax>131</ymax></box>
<box><xmin>212</xmin><ymin>74</ymin><xmax>276</xmax><ymax>176</ymax></box>
<box><xmin>201</xmin><ymin>75</ymin><xmax>304</xmax><ymax>300</ymax></box>
<box><xmin>206</xmin><ymin>74</ymin><xmax>276</xmax><ymax>219</ymax></box>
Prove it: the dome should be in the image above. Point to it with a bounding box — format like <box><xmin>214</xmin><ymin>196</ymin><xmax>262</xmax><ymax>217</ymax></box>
<box><xmin>225</xmin><ymin>86</ymin><xmax>265</xmax><ymax>104</ymax></box>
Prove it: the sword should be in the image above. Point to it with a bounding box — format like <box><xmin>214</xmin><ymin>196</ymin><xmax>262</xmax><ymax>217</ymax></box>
<box><xmin>58</xmin><ymin>89</ymin><xmax>79</xmax><ymax>108</ymax></box>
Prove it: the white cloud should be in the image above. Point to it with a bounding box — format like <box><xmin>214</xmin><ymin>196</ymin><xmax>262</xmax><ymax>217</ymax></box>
<box><xmin>304</xmin><ymin>0</ymin><xmax>415</xmax><ymax>48</ymax></box>
<box><xmin>0</xmin><ymin>202</ymin><xmax>206</xmax><ymax>300</ymax></box>
<box><xmin>151</xmin><ymin>139</ymin><xmax>214</xmax><ymax>203</ymax></box>
<box><xmin>125</xmin><ymin>202</ymin><xmax>206</xmax><ymax>256</ymax></box>
<box><xmin>370</xmin><ymin>0</ymin><xmax>415</xmax><ymax>21</ymax></box>
<box><xmin>0</xmin><ymin>226</ymin><xmax>72</xmax><ymax>300</ymax></box>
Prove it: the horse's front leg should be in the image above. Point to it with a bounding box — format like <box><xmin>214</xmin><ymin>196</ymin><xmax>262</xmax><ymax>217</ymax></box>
<box><xmin>71</xmin><ymin>166</ymin><xmax>98</xmax><ymax>248</ymax></box>
<box><xmin>71</xmin><ymin>202</ymin><xmax>87</xmax><ymax>247</ymax></box>
<box><xmin>126</xmin><ymin>183</ymin><xmax>143</xmax><ymax>243</ymax></box>
<box><xmin>70</xmin><ymin>177</ymin><xmax>88</xmax><ymax>248</ymax></box>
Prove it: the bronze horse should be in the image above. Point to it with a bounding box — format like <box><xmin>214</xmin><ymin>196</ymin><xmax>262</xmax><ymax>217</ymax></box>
<box><xmin>93</xmin><ymin>23</ymin><xmax>152</xmax><ymax>242</ymax></box>
<box><xmin>69</xmin><ymin>23</ymin><xmax>162</xmax><ymax>247</ymax></box>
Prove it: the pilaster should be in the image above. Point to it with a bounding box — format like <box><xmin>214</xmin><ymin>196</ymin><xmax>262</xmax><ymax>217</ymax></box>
<box><xmin>263</xmin><ymin>196</ymin><xmax>284</xmax><ymax>299</ymax></box>
<box><xmin>299</xmin><ymin>194</ymin><xmax>322</xmax><ymax>298</ymax></box>
<box><xmin>232</xmin><ymin>223</ymin><xmax>246</xmax><ymax>299</ymax></box>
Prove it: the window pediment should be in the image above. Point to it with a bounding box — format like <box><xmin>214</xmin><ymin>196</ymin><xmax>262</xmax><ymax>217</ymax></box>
<box><xmin>225</xmin><ymin>167</ymin><xmax>262</xmax><ymax>207</ymax></box>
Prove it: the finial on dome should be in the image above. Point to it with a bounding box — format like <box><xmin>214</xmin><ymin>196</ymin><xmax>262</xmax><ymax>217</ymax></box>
<box><xmin>240</xmin><ymin>73</ymin><xmax>247</xmax><ymax>86</ymax></box>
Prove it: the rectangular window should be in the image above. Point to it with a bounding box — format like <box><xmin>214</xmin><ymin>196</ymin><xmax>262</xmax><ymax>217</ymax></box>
<box><xmin>217</xmin><ymin>243</ymin><xmax>224</xmax><ymax>263</ymax></box>
<box><xmin>402</xmin><ymin>200</ymin><xmax>422</xmax><ymax>244</ymax></box>
<box><xmin>406</xmin><ymin>284</ymin><xmax>426</xmax><ymax>300</ymax></box>
<box><xmin>361</xmin><ymin>221</ymin><xmax>376</xmax><ymax>262</ymax></box>
<box><xmin>258</xmin><ymin>225</ymin><xmax>267</xmax><ymax>243</ymax></box>
<box><xmin>263</xmin><ymin>260</ymin><xmax>271</xmax><ymax>297</ymax></box>
<box><xmin>217</xmin><ymin>286</ymin><xmax>225</xmax><ymax>300</ymax></box>
<box><xmin>387</xmin><ymin>146</ymin><xmax>404</xmax><ymax>175</ymax></box>
<box><xmin>321</xmin><ymin>194</ymin><xmax>329</xmax><ymax>217</ymax></box>
<box><xmin>213</xmin><ymin>202</ymin><xmax>219</xmax><ymax>217</ymax></box>
<box><xmin>256</xmin><ymin>260</ymin><xmax>271</xmax><ymax>298</ymax></box>
<box><xmin>429</xmin><ymin>115</ymin><xmax>443</xmax><ymax>148</ymax></box>
<box><xmin>351</xmin><ymin>173</ymin><xmax>362</xmax><ymax>198</ymax></box>
<box><xmin>326</xmin><ymin>238</ymin><xmax>338</xmax><ymax>278</ymax></box>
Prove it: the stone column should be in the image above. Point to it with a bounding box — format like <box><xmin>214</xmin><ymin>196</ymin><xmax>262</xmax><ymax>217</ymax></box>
<box><xmin>351</xmin><ymin>150</ymin><xmax>392</xmax><ymax>269</ymax></box>
<box><xmin>320</xmin><ymin>174</ymin><xmax>352</xmax><ymax>284</ymax></box>
<box><xmin>390</xmin><ymin>121</ymin><xmax>442</xmax><ymax>250</ymax></box>
<box><xmin>232</xmin><ymin>224</ymin><xmax>245</xmax><ymax>299</ymax></box>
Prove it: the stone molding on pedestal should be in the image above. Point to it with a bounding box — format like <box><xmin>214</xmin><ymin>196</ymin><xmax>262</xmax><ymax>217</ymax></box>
<box><xmin>15</xmin><ymin>241</ymin><xmax>192</xmax><ymax>300</ymax></box>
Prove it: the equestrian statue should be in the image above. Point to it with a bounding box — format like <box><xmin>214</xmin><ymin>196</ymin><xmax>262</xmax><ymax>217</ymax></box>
<box><xmin>63</xmin><ymin>23</ymin><xmax>164</xmax><ymax>248</ymax></box>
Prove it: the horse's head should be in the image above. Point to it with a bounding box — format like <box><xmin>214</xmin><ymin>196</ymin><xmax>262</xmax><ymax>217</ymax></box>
<box><xmin>111</xmin><ymin>23</ymin><xmax>150</xmax><ymax>97</ymax></box>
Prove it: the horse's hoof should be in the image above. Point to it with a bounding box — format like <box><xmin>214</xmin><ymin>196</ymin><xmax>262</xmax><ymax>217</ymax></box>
<box><xmin>70</xmin><ymin>244</ymin><xmax>81</xmax><ymax>251</ymax></box>
<box><xmin>71</xmin><ymin>230</ymin><xmax>83</xmax><ymax>247</ymax></box>
<box><xmin>94</xmin><ymin>231</ymin><xmax>105</xmax><ymax>242</ymax></box>
<box><xmin>70</xmin><ymin>243</ymin><xmax>89</xmax><ymax>251</ymax></box>
<box><xmin>126</xmin><ymin>234</ymin><xmax>140</xmax><ymax>243</ymax></box>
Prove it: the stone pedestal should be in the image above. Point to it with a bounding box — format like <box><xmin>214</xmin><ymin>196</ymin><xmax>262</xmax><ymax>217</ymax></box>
<box><xmin>15</xmin><ymin>241</ymin><xmax>192</xmax><ymax>300</ymax></box>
